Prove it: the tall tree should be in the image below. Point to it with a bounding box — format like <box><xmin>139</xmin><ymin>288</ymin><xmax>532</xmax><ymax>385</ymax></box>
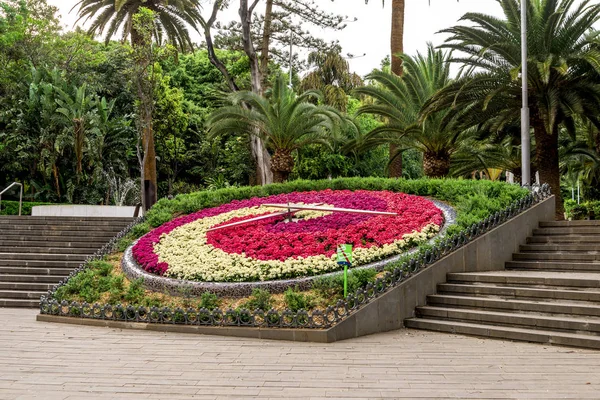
<box><xmin>299</xmin><ymin>47</ymin><xmax>363</xmax><ymax>112</ymax></box>
<box><xmin>75</xmin><ymin>0</ymin><xmax>201</xmax><ymax>210</ymax></box>
<box><xmin>207</xmin><ymin>75</ymin><xmax>343</xmax><ymax>182</ymax></box>
<box><xmin>424</xmin><ymin>0</ymin><xmax>600</xmax><ymax>219</ymax></box>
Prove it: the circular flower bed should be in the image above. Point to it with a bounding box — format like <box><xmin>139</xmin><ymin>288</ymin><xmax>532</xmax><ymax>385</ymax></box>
<box><xmin>132</xmin><ymin>190</ymin><xmax>444</xmax><ymax>282</ymax></box>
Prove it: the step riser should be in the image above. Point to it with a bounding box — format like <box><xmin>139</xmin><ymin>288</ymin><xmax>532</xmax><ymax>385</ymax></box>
<box><xmin>0</xmin><ymin>267</ymin><xmax>76</xmax><ymax>275</ymax></box>
<box><xmin>506</xmin><ymin>261</ymin><xmax>600</xmax><ymax>272</ymax></box>
<box><xmin>0</xmin><ymin>260</ymin><xmax>83</xmax><ymax>267</ymax></box>
<box><xmin>540</xmin><ymin>221</ymin><xmax>600</xmax><ymax>227</ymax></box>
<box><xmin>417</xmin><ymin>307</ymin><xmax>600</xmax><ymax>335</ymax></box>
<box><xmin>448</xmin><ymin>273</ymin><xmax>600</xmax><ymax>288</ymax></box>
<box><xmin>0</xmin><ymin>231</ymin><xmax>120</xmax><ymax>238</ymax></box>
<box><xmin>0</xmin><ymin>254</ymin><xmax>88</xmax><ymax>261</ymax></box>
<box><xmin>0</xmin><ymin>221</ymin><xmax>132</xmax><ymax>228</ymax></box>
<box><xmin>513</xmin><ymin>253</ymin><xmax>600</xmax><ymax>261</ymax></box>
<box><xmin>0</xmin><ymin>247</ymin><xmax>96</xmax><ymax>255</ymax></box>
<box><xmin>438</xmin><ymin>283</ymin><xmax>600</xmax><ymax>303</ymax></box>
<box><xmin>527</xmin><ymin>237</ymin><xmax>600</xmax><ymax>244</ymax></box>
<box><xmin>520</xmin><ymin>244</ymin><xmax>600</xmax><ymax>252</ymax></box>
<box><xmin>0</xmin><ymin>300</ymin><xmax>39</xmax><ymax>308</ymax></box>
<box><xmin>0</xmin><ymin>236</ymin><xmax>113</xmax><ymax>244</ymax></box>
<box><xmin>0</xmin><ymin>275</ymin><xmax>65</xmax><ymax>283</ymax></box>
<box><xmin>0</xmin><ymin>291</ymin><xmax>45</xmax><ymax>299</ymax></box>
<box><xmin>0</xmin><ymin>241</ymin><xmax>107</xmax><ymax>249</ymax></box>
<box><xmin>0</xmin><ymin>283</ymin><xmax>53</xmax><ymax>291</ymax></box>
<box><xmin>533</xmin><ymin>228</ymin><xmax>600</xmax><ymax>235</ymax></box>
<box><xmin>428</xmin><ymin>295</ymin><xmax>600</xmax><ymax>317</ymax></box>
<box><xmin>0</xmin><ymin>226</ymin><xmax>128</xmax><ymax>233</ymax></box>
<box><xmin>405</xmin><ymin>319</ymin><xmax>600</xmax><ymax>350</ymax></box>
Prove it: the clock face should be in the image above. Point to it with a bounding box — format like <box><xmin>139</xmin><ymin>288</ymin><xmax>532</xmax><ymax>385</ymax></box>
<box><xmin>132</xmin><ymin>190</ymin><xmax>444</xmax><ymax>283</ymax></box>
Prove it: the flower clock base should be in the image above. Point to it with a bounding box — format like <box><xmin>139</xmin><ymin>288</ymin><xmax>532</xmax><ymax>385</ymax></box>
<box><xmin>132</xmin><ymin>190</ymin><xmax>446</xmax><ymax>284</ymax></box>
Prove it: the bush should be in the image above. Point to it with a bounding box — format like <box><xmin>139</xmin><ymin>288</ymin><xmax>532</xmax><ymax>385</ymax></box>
<box><xmin>124</xmin><ymin>278</ymin><xmax>145</xmax><ymax>304</ymax></box>
<box><xmin>0</xmin><ymin>200</ymin><xmax>53</xmax><ymax>215</ymax></box>
<box><xmin>284</xmin><ymin>287</ymin><xmax>314</xmax><ymax>312</ymax></box>
<box><xmin>565</xmin><ymin>199</ymin><xmax>600</xmax><ymax>220</ymax></box>
<box><xmin>312</xmin><ymin>268</ymin><xmax>378</xmax><ymax>300</ymax></box>
<box><xmin>138</xmin><ymin>178</ymin><xmax>528</xmax><ymax>238</ymax></box>
<box><xmin>199</xmin><ymin>292</ymin><xmax>220</xmax><ymax>310</ymax></box>
<box><xmin>243</xmin><ymin>288</ymin><xmax>273</xmax><ymax>311</ymax></box>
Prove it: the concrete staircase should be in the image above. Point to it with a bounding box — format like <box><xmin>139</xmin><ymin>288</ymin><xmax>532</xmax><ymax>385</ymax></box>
<box><xmin>0</xmin><ymin>216</ymin><xmax>132</xmax><ymax>307</ymax></box>
<box><xmin>406</xmin><ymin>220</ymin><xmax>600</xmax><ymax>349</ymax></box>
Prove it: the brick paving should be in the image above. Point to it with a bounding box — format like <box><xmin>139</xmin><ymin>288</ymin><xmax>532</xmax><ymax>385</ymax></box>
<box><xmin>1</xmin><ymin>308</ymin><xmax>599</xmax><ymax>399</ymax></box>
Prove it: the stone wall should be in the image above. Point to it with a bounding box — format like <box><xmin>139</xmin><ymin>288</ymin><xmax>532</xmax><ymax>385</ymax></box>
<box><xmin>324</xmin><ymin>196</ymin><xmax>556</xmax><ymax>342</ymax></box>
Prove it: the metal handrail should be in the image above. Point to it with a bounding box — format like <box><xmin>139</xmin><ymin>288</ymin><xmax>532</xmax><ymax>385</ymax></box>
<box><xmin>0</xmin><ymin>182</ymin><xmax>23</xmax><ymax>216</ymax></box>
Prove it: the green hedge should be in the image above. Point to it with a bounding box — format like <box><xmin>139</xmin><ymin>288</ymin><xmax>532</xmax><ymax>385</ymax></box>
<box><xmin>0</xmin><ymin>200</ymin><xmax>53</xmax><ymax>216</ymax></box>
<box><xmin>133</xmin><ymin>178</ymin><xmax>528</xmax><ymax>238</ymax></box>
<box><xmin>564</xmin><ymin>199</ymin><xmax>600</xmax><ymax>220</ymax></box>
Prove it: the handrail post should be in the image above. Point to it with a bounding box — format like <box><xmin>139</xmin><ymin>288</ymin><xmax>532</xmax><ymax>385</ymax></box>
<box><xmin>0</xmin><ymin>182</ymin><xmax>24</xmax><ymax>216</ymax></box>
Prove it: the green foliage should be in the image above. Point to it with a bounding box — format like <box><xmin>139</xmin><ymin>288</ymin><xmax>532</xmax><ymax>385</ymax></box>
<box><xmin>312</xmin><ymin>268</ymin><xmax>378</xmax><ymax>300</ymax></box>
<box><xmin>243</xmin><ymin>288</ymin><xmax>273</xmax><ymax>311</ymax></box>
<box><xmin>199</xmin><ymin>292</ymin><xmax>220</xmax><ymax>310</ymax></box>
<box><xmin>124</xmin><ymin>278</ymin><xmax>145</xmax><ymax>304</ymax></box>
<box><xmin>564</xmin><ymin>199</ymin><xmax>600</xmax><ymax>220</ymax></box>
<box><xmin>0</xmin><ymin>200</ymin><xmax>52</xmax><ymax>215</ymax></box>
<box><xmin>141</xmin><ymin>178</ymin><xmax>528</xmax><ymax>238</ymax></box>
<box><xmin>284</xmin><ymin>287</ymin><xmax>314</xmax><ymax>312</ymax></box>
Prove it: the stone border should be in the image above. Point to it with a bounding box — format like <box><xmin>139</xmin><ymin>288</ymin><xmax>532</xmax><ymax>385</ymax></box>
<box><xmin>121</xmin><ymin>200</ymin><xmax>457</xmax><ymax>297</ymax></box>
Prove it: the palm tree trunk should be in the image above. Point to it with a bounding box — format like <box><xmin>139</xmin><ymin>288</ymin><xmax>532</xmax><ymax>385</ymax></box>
<box><xmin>423</xmin><ymin>151</ymin><xmax>450</xmax><ymax>178</ymax></box>
<box><xmin>260</xmin><ymin>0</ymin><xmax>274</xmax><ymax>93</ymax></box>
<box><xmin>271</xmin><ymin>149</ymin><xmax>294</xmax><ymax>183</ymax></box>
<box><xmin>388</xmin><ymin>0</ymin><xmax>405</xmax><ymax>178</ymax></box>
<box><xmin>532</xmin><ymin>120</ymin><xmax>563</xmax><ymax>220</ymax></box>
<box><xmin>142</xmin><ymin>122</ymin><xmax>157</xmax><ymax>210</ymax></box>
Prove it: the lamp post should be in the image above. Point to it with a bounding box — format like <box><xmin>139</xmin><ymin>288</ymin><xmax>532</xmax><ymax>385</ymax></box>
<box><xmin>289</xmin><ymin>29</ymin><xmax>293</xmax><ymax>88</ymax></box>
<box><xmin>521</xmin><ymin>0</ymin><xmax>531</xmax><ymax>187</ymax></box>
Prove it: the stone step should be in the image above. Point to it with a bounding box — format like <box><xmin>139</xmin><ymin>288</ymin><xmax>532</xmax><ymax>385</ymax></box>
<box><xmin>0</xmin><ymin>219</ymin><xmax>132</xmax><ymax>227</ymax></box>
<box><xmin>0</xmin><ymin>225</ymin><xmax>128</xmax><ymax>232</ymax></box>
<box><xmin>448</xmin><ymin>271</ymin><xmax>600</xmax><ymax>288</ymax></box>
<box><xmin>527</xmin><ymin>236</ymin><xmax>600</xmax><ymax>244</ymax></box>
<box><xmin>0</xmin><ymin>216</ymin><xmax>134</xmax><ymax>222</ymax></box>
<box><xmin>0</xmin><ymin>274</ymin><xmax>66</xmax><ymax>283</ymax></box>
<box><xmin>416</xmin><ymin>306</ymin><xmax>600</xmax><ymax>335</ymax></box>
<box><xmin>0</xmin><ymin>253</ymin><xmax>87</xmax><ymax>261</ymax></box>
<box><xmin>404</xmin><ymin>318</ymin><xmax>600</xmax><ymax>349</ymax></box>
<box><xmin>0</xmin><ymin>235</ymin><xmax>113</xmax><ymax>243</ymax></box>
<box><xmin>427</xmin><ymin>294</ymin><xmax>600</xmax><ymax>317</ymax></box>
<box><xmin>0</xmin><ymin>299</ymin><xmax>39</xmax><ymax>308</ymax></box>
<box><xmin>0</xmin><ymin>281</ymin><xmax>53</xmax><ymax>291</ymax></box>
<box><xmin>513</xmin><ymin>252</ymin><xmax>600</xmax><ymax>262</ymax></box>
<box><xmin>438</xmin><ymin>282</ymin><xmax>600</xmax><ymax>302</ymax></box>
<box><xmin>533</xmin><ymin>228</ymin><xmax>600</xmax><ymax>236</ymax></box>
<box><xmin>506</xmin><ymin>260</ymin><xmax>600</xmax><ymax>272</ymax></box>
<box><xmin>0</xmin><ymin>246</ymin><xmax>95</xmax><ymax>255</ymax></box>
<box><xmin>0</xmin><ymin>230</ymin><xmax>119</xmax><ymax>238</ymax></box>
<box><xmin>0</xmin><ymin>290</ymin><xmax>46</xmax><ymax>299</ymax></box>
<box><xmin>0</xmin><ymin>259</ymin><xmax>83</xmax><ymax>268</ymax></box>
<box><xmin>0</xmin><ymin>267</ymin><xmax>75</xmax><ymax>276</ymax></box>
<box><xmin>540</xmin><ymin>221</ymin><xmax>600</xmax><ymax>227</ymax></box>
<box><xmin>0</xmin><ymin>240</ymin><xmax>107</xmax><ymax>249</ymax></box>
<box><xmin>520</xmin><ymin>244</ymin><xmax>600</xmax><ymax>252</ymax></box>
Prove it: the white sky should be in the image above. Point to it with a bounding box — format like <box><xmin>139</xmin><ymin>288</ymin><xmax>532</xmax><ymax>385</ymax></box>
<box><xmin>47</xmin><ymin>0</ymin><xmax>505</xmax><ymax>76</ymax></box>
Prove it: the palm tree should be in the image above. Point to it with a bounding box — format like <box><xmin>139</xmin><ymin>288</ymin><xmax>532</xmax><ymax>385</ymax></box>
<box><xmin>207</xmin><ymin>75</ymin><xmax>343</xmax><ymax>183</ymax></box>
<box><xmin>75</xmin><ymin>0</ymin><xmax>201</xmax><ymax>209</ymax></box>
<box><xmin>299</xmin><ymin>48</ymin><xmax>363</xmax><ymax>112</ymax></box>
<box><xmin>423</xmin><ymin>0</ymin><xmax>600</xmax><ymax>219</ymax></box>
<box><xmin>54</xmin><ymin>83</ymin><xmax>98</xmax><ymax>180</ymax></box>
<box><xmin>74</xmin><ymin>0</ymin><xmax>202</xmax><ymax>49</ymax></box>
<box><xmin>354</xmin><ymin>44</ymin><xmax>467</xmax><ymax>178</ymax></box>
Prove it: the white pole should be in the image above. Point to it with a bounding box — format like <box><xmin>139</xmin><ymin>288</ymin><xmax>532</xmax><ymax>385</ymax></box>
<box><xmin>577</xmin><ymin>181</ymin><xmax>580</xmax><ymax>204</ymax></box>
<box><xmin>521</xmin><ymin>0</ymin><xmax>531</xmax><ymax>187</ymax></box>
<box><xmin>572</xmin><ymin>187</ymin><xmax>575</xmax><ymax>201</ymax></box>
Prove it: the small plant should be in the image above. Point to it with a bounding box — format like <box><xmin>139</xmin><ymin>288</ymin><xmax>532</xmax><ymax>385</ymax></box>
<box><xmin>116</xmin><ymin>237</ymin><xmax>134</xmax><ymax>252</ymax></box>
<box><xmin>284</xmin><ymin>287</ymin><xmax>314</xmax><ymax>312</ymax></box>
<box><xmin>124</xmin><ymin>278</ymin><xmax>145</xmax><ymax>304</ymax></box>
<box><xmin>199</xmin><ymin>292</ymin><xmax>220</xmax><ymax>310</ymax></box>
<box><xmin>243</xmin><ymin>288</ymin><xmax>273</xmax><ymax>311</ymax></box>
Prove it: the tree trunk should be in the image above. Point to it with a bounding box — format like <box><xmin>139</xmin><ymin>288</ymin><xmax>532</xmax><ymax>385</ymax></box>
<box><xmin>270</xmin><ymin>149</ymin><xmax>294</xmax><ymax>183</ymax></box>
<box><xmin>423</xmin><ymin>151</ymin><xmax>450</xmax><ymax>178</ymax></box>
<box><xmin>532</xmin><ymin>119</ymin><xmax>563</xmax><ymax>220</ymax></box>
<box><xmin>142</xmin><ymin>120</ymin><xmax>157</xmax><ymax>211</ymax></box>
<box><xmin>240</xmin><ymin>0</ymin><xmax>273</xmax><ymax>186</ymax></box>
<box><xmin>388</xmin><ymin>0</ymin><xmax>405</xmax><ymax>178</ymax></box>
<box><xmin>260</xmin><ymin>0</ymin><xmax>274</xmax><ymax>93</ymax></box>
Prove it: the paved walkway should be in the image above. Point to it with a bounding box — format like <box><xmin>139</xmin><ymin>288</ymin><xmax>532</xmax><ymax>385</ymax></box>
<box><xmin>1</xmin><ymin>308</ymin><xmax>599</xmax><ymax>399</ymax></box>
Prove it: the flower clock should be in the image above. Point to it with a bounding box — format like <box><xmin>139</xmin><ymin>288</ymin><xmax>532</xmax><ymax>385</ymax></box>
<box><xmin>132</xmin><ymin>190</ymin><xmax>444</xmax><ymax>282</ymax></box>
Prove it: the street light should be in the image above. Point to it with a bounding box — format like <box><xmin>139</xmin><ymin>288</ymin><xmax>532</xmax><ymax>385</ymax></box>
<box><xmin>521</xmin><ymin>0</ymin><xmax>531</xmax><ymax>187</ymax></box>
